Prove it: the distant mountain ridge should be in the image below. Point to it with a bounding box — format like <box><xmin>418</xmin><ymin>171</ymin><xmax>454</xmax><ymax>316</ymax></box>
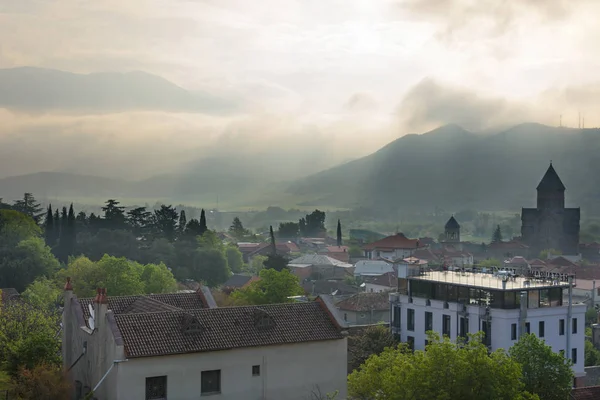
<box><xmin>0</xmin><ymin>67</ymin><xmax>236</xmax><ymax>113</ymax></box>
<box><xmin>3</xmin><ymin>123</ymin><xmax>600</xmax><ymax>214</ymax></box>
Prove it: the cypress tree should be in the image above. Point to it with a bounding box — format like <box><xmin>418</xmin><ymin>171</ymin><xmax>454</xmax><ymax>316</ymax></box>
<box><xmin>67</xmin><ymin>203</ymin><xmax>76</xmax><ymax>256</ymax></box>
<box><xmin>44</xmin><ymin>205</ymin><xmax>55</xmax><ymax>246</ymax></box>
<box><xmin>199</xmin><ymin>209</ymin><xmax>207</xmax><ymax>236</ymax></box>
<box><xmin>269</xmin><ymin>225</ymin><xmax>277</xmax><ymax>255</ymax></box>
<box><xmin>178</xmin><ymin>210</ymin><xmax>187</xmax><ymax>236</ymax></box>
<box><xmin>336</xmin><ymin>219</ymin><xmax>342</xmax><ymax>247</ymax></box>
<box><xmin>56</xmin><ymin>206</ymin><xmax>69</xmax><ymax>262</ymax></box>
<box><xmin>491</xmin><ymin>225</ymin><xmax>503</xmax><ymax>243</ymax></box>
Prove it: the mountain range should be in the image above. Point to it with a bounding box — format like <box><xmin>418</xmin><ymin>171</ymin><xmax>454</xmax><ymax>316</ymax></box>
<box><xmin>2</xmin><ymin>123</ymin><xmax>600</xmax><ymax>214</ymax></box>
<box><xmin>0</xmin><ymin>67</ymin><xmax>236</xmax><ymax>113</ymax></box>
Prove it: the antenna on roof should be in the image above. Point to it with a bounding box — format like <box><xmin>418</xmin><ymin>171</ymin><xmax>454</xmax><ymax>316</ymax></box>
<box><xmin>88</xmin><ymin>304</ymin><xmax>95</xmax><ymax>330</ymax></box>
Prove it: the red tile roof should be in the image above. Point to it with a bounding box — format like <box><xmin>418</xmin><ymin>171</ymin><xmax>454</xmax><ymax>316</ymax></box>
<box><xmin>115</xmin><ymin>302</ymin><xmax>343</xmax><ymax>358</ymax></box>
<box><xmin>363</xmin><ymin>233</ymin><xmax>423</xmax><ymax>251</ymax></box>
<box><xmin>488</xmin><ymin>241</ymin><xmax>528</xmax><ymax>249</ymax></box>
<box><xmin>571</xmin><ymin>385</ymin><xmax>600</xmax><ymax>400</ymax></box>
<box><xmin>547</xmin><ymin>256</ymin><xmax>577</xmax><ymax>267</ymax></box>
<box><xmin>363</xmin><ymin>272</ymin><xmax>397</xmax><ymax>288</ymax></box>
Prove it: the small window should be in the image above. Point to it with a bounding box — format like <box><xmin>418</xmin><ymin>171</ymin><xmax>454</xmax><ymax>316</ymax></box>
<box><xmin>201</xmin><ymin>370</ymin><xmax>221</xmax><ymax>395</ymax></box>
<box><xmin>559</xmin><ymin>319</ymin><xmax>565</xmax><ymax>336</ymax></box>
<box><xmin>425</xmin><ymin>311</ymin><xmax>433</xmax><ymax>332</ymax></box>
<box><xmin>343</xmin><ymin>313</ymin><xmax>347</xmax><ymax>321</ymax></box>
<box><xmin>511</xmin><ymin>323</ymin><xmax>517</xmax><ymax>340</ymax></box>
<box><xmin>539</xmin><ymin>321</ymin><xmax>545</xmax><ymax>338</ymax></box>
<box><xmin>407</xmin><ymin>336</ymin><xmax>415</xmax><ymax>351</ymax></box>
<box><xmin>407</xmin><ymin>308</ymin><xmax>415</xmax><ymax>331</ymax></box>
<box><xmin>572</xmin><ymin>318</ymin><xmax>578</xmax><ymax>334</ymax></box>
<box><xmin>146</xmin><ymin>376</ymin><xmax>167</xmax><ymax>400</ymax></box>
<box><xmin>442</xmin><ymin>315</ymin><xmax>451</xmax><ymax>337</ymax></box>
<box><xmin>572</xmin><ymin>348</ymin><xmax>578</xmax><ymax>364</ymax></box>
<box><xmin>252</xmin><ymin>365</ymin><xmax>260</xmax><ymax>377</ymax></box>
<box><xmin>525</xmin><ymin>322</ymin><xmax>530</xmax><ymax>334</ymax></box>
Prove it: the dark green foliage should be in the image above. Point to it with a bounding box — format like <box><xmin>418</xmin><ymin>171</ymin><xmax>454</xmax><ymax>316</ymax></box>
<box><xmin>127</xmin><ymin>207</ymin><xmax>153</xmax><ymax>238</ymax></box>
<box><xmin>269</xmin><ymin>225</ymin><xmax>276</xmax><ymax>255</ymax></box>
<box><xmin>492</xmin><ymin>224</ymin><xmax>503</xmax><ymax>243</ymax></box>
<box><xmin>348</xmin><ymin>325</ymin><xmax>398</xmax><ymax>371</ymax></box>
<box><xmin>199</xmin><ymin>209</ymin><xmax>208</xmax><ymax>236</ymax></box>
<box><xmin>190</xmin><ymin>248</ymin><xmax>230</xmax><ymax>287</ymax></box>
<box><xmin>154</xmin><ymin>205</ymin><xmax>178</xmax><ymax>241</ymax></box>
<box><xmin>299</xmin><ymin>209</ymin><xmax>326</xmax><ymax>237</ymax></box>
<box><xmin>585</xmin><ymin>340</ymin><xmax>600</xmax><ymax>367</ymax></box>
<box><xmin>12</xmin><ymin>193</ymin><xmax>43</xmax><ymax>222</ymax></box>
<box><xmin>178</xmin><ymin>210</ymin><xmax>187</xmax><ymax>236</ymax></box>
<box><xmin>229</xmin><ymin>217</ymin><xmax>249</xmax><ymax>240</ymax></box>
<box><xmin>184</xmin><ymin>218</ymin><xmax>204</xmax><ymax>238</ymax></box>
<box><xmin>43</xmin><ymin>205</ymin><xmax>56</xmax><ymax>247</ymax></box>
<box><xmin>263</xmin><ymin>253</ymin><xmax>288</xmax><ymax>272</ymax></box>
<box><xmin>102</xmin><ymin>199</ymin><xmax>126</xmax><ymax>230</ymax></box>
<box><xmin>336</xmin><ymin>219</ymin><xmax>342</xmax><ymax>246</ymax></box>
<box><xmin>55</xmin><ymin>205</ymin><xmax>76</xmax><ymax>263</ymax></box>
<box><xmin>278</xmin><ymin>222</ymin><xmax>299</xmax><ymax>238</ymax></box>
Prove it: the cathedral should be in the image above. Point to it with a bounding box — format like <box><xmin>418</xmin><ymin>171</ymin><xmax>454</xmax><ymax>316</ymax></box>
<box><xmin>521</xmin><ymin>163</ymin><xmax>580</xmax><ymax>256</ymax></box>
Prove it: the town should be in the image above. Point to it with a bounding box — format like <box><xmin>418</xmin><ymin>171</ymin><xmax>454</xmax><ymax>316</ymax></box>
<box><xmin>1</xmin><ymin>164</ymin><xmax>600</xmax><ymax>399</ymax></box>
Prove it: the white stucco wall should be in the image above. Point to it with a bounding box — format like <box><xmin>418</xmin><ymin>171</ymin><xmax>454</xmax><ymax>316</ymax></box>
<box><xmin>365</xmin><ymin>283</ymin><xmax>394</xmax><ymax>293</ymax></box>
<box><xmin>391</xmin><ymin>294</ymin><xmax>586</xmax><ymax>376</ymax></box>
<box><xmin>113</xmin><ymin>339</ymin><xmax>347</xmax><ymax>400</ymax></box>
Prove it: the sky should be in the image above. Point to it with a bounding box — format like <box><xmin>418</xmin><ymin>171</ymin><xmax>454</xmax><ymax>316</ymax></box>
<box><xmin>0</xmin><ymin>0</ymin><xmax>599</xmax><ymax>179</ymax></box>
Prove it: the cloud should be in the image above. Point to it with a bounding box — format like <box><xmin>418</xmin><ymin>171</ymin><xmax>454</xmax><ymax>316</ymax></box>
<box><xmin>344</xmin><ymin>93</ymin><xmax>379</xmax><ymax>113</ymax></box>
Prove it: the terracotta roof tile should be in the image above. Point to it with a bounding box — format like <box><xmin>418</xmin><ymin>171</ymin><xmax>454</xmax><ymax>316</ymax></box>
<box><xmin>571</xmin><ymin>386</ymin><xmax>600</xmax><ymax>400</ymax></box>
<box><xmin>336</xmin><ymin>292</ymin><xmax>389</xmax><ymax>312</ymax></box>
<box><xmin>363</xmin><ymin>233</ymin><xmax>423</xmax><ymax>251</ymax></box>
<box><xmin>115</xmin><ymin>302</ymin><xmax>343</xmax><ymax>358</ymax></box>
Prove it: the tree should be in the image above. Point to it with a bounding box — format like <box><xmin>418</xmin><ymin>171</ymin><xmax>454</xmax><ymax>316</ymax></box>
<box><xmin>349</xmin><ymin>333</ymin><xmax>537</xmax><ymax>400</ymax></box>
<box><xmin>56</xmin><ymin>204</ymin><xmax>77</xmax><ymax>262</ymax></box>
<box><xmin>225</xmin><ymin>245</ymin><xmax>244</xmax><ymax>273</ymax></box>
<box><xmin>178</xmin><ymin>210</ymin><xmax>187</xmax><ymax>237</ymax></box>
<box><xmin>184</xmin><ymin>218</ymin><xmax>204</xmax><ymax>238</ymax></box>
<box><xmin>231</xmin><ymin>268</ymin><xmax>303</xmax><ymax>305</ymax></box>
<box><xmin>140</xmin><ymin>262</ymin><xmax>178</xmax><ymax>294</ymax></box>
<box><xmin>142</xmin><ymin>238</ymin><xmax>177</xmax><ymax>268</ymax></box>
<box><xmin>263</xmin><ymin>254</ymin><xmax>288</xmax><ymax>272</ymax></box>
<box><xmin>0</xmin><ymin>209</ymin><xmax>42</xmax><ymax>246</ymax></box>
<box><xmin>492</xmin><ymin>224</ymin><xmax>503</xmax><ymax>243</ymax></box>
<box><xmin>12</xmin><ymin>193</ymin><xmax>43</xmax><ymax>222</ymax></box>
<box><xmin>127</xmin><ymin>207</ymin><xmax>153</xmax><ymax>238</ymax></box>
<box><xmin>76</xmin><ymin>229</ymin><xmax>140</xmax><ymax>261</ymax></box>
<box><xmin>43</xmin><ymin>205</ymin><xmax>56</xmax><ymax>247</ymax></box>
<box><xmin>0</xmin><ymin>237</ymin><xmax>60</xmax><ymax>292</ymax></box>
<box><xmin>154</xmin><ymin>205</ymin><xmax>178</xmax><ymax>241</ymax></box>
<box><xmin>190</xmin><ymin>249</ymin><xmax>230</xmax><ymax>287</ymax></box>
<box><xmin>348</xmin><ymin>324</ymin><xmax>397</xmax><ymax>371</ymax></box>
<box><xmin>299</xmin><ymin>210</ymin><xmax>326</xmax><ymax>237</ymax></box>
<box><xmin>102</xmin><ymin>199</ymin><xmax>126</xmax><ymax>230</ymax></box>
<box><xmin>0</xmin><ymin>300</ymin><xmax>61</xmax><ymax>377</ymax></box>
<box><xmin>249</xmin><ymin>255</ymin><xmax>267</xmax><ymax>275</ymax></box>
<box><xmin>348</xmin><ymin>245</ymin><xmax>362</xmax><ymax>258</ymax></box>
<box><xmin>229</xmin><ymin>217</ymin><xmax>249</xmax><ymax>240</ymax></box>
<box><xmin>539</xmin><ymin>248</ymin><xmax>562</xmax><ymax>260</ymax></box>
<box><xmin>269</xmin><ymin>225</ymin><xmax>277</xmax><ymax>255</ymax></box>
<box><xmin>8</xmin><ymin>363</ymin><xmax>71</xmax><ymax>400</ymax></box>
<box><xmin>278</xmin><ymin>222</ymin><xmax>299</xmax><ymax>238</ymax></box>
<box><xmin>509</xmin><ymin>334</ymin><xmax>573</xmax><ymax>400</ymax></box>
<box><xmin>199</xmin><ymin>209</ymin><xmax>208</xmax><ymax>236</ymax></box>
<box><xmin>336</xmin><ymin>219</ymin><xmax>342</xmax><ymax>246</ymax></box>
<box><xmin>585</xmin><ymin>340</ymin><xmax>600</xmax><ymax>366</ymax></box>
<box><xmin>21</xmin><ymin>277</ymin><xmax>62</xmax><ymax>312</ymax></box>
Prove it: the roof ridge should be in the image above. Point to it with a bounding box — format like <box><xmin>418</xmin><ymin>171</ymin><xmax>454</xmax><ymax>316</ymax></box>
<box><xmin>122</xmin><ymin>295</ymin><xmax>183</xmax><ymax>313</ymax></box>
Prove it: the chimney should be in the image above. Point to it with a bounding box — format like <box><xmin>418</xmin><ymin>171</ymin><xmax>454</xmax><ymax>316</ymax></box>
<box><xmin>93</xmin><ymin>288</ymin><xmax>108</xmax><ymax>331</ymax></box>
<box><xmin>62</xmin><ymin>277</ymin><xmax>74</xmax><ymax>366</ymax></box>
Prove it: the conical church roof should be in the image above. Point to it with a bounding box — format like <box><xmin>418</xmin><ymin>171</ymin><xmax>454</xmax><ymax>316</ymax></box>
<box><xmin>445</xmin><ymin>216</ymin><xmax>460</xmax><ymax>229</ymax></box>
<box><xmin>536</xmin><ymin>163</ymin><xmax>566</xmax><ymax>191</ymax></box>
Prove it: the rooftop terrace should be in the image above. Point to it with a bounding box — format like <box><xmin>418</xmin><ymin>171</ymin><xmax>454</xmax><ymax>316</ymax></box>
<box><xmin>409</xmin><ymin>270</ymin><xmax>571</xmax><ymax>291</ymax></box>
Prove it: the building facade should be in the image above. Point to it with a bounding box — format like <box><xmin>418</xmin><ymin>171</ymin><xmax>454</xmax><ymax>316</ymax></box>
<box><xmin>521</xmin><ymin>163</ymin><xmax>580</xmax><ymax>256</ymax></box>
<box><xmin>363</xmin><ymin>233</ymin><xmax>424</xmax><ymax>260</ymax></box>
<box><xmin>62</xmin><ymin>280</ymin><xmax>348</xmax><ymax>400</ymax></box>
<box><xmin>389</xmin><ymin>267</ymin><xmax>586</xmax><ymax>382</ymax></box>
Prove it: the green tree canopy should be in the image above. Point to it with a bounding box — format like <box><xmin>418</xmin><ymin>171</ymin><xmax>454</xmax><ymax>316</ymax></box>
<box><xmin>225</xmin><ymin>245</ymin><xmax>244</xmax><ymax>273</ymax></box>
<box><xmin>231</xmin><ymin>268</ymin><xmax>303</xmax><ymax>305</ymax></box>
<box><xmin>140</xmin><ymin>262</ymin><xmax>178</xmax><ymax>294</ymax></box>
<box><xmin>0</xmin><ymin>237</ymin><xmax>60</xmax><ymax>292</ymax></box>
<box><xmin>0</xmin><ymin>209</ymin><xmax>41</xmax><ymax>246</ymax></box>
<box><xmin>349</xmin><ymin>333</ymin><xmax>537</xmax><ymax>400</ymax></box>
<box><xmin>278</xmin><ymin>222</ymin><xmax>299</xmax><ymax>238</ymax></box>
<box><xmin>190</xmin><ymin>248</ymin><xmax>231</xmax><ymax>287</ymax></box>
<box><xmin>492</xmin><ymin>224</ymin><xmax>503</xmax><ymax>243</ymax></box>
<box><xmin>348</xmin><ymin>324</ymin><xmax>397</xmax><ymax>372</ymax></box>
<box><xmin>229</xmin><ymin>217</ymin><xmax>250</xmax><ymax>240</ymax></box>
<box><xmin>11</xmin><ymin>193</ymin><xmax>44</xmax><ymax>222</ymax></box>
<box><xmin>21</xmin><ymin>277</ymin><xmax>62</xmax><ymax>312</ymax></box>
<box><xmin>509</xmin><ymin>333</ymin><xmax>573</xmax><ymax>400</ymax></box>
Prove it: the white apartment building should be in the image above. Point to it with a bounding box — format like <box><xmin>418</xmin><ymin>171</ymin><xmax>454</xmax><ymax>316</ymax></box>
<box><xmin>389</xmin><ymin>266</ymin><xmax>586</xmax><ymax>385</ymax></box>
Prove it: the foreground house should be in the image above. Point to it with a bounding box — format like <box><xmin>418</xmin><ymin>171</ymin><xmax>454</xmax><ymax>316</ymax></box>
<box><xmin>62</xmin><ymin>279</ymin><xmax>348</xmax><ymax>400</ymax></box>
<box><xmin>390</xmin><ymin>265</ymin><xmax>586</xmax><ymax>386</ymax></box>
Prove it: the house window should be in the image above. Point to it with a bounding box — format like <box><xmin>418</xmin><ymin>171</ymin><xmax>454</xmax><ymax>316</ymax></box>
<box><xmin>407</xmin><ymin>308</ymin><xmax>415</xmax><ymax>331</ymax></box>
<box><xmin>572</xmin><ymin>318</ymin><xmax>578</xmax><ymax>334</ymax></box>
<box><xmin>252</xmin><ymin>365</ymin><xmax>260</xmax><ymax>377</ymax></box>
<box><xmin>459</xmin><ymin>317</ymin><xmax>468</xmax><ymax>338</ymax></box>
<box><xmin>539</xmin><ymin>321</ymin><xmax>545</xmax><ymax>338</ymax></box>
<box><xmin>393</xmin><ymin>306</ymin><xmax>401</xmax><ymax>329</ymax></box>
<box><xmin>525</xmin><ymin>322</ymin><xmax>530</xmax><ymax>334</ymax></box>
<box><xmin>511</xmin><ymin>324</ymin><xmax>517</xmax><ymax>340</ymax></box>
<box><xmin>442</xmin><ymin>315</ymin><xmax>451</xmax><ymax>337</ymax></box>
<box><xmin>559</xmin><ymin>319</ymin><xmax>565</xmax><ymax>336</ymax></box>
<box><xmin>572</xmin><ymin>348</ymin><xmax>578</xmax><ymax>364</ymax></box>
<box><xmin>145</xmin><ymin>376</ymin><xmax>167</xmax><ymax>400</ymax></box>
<box><xmin>425</xmin><ymin>311</ymin><xmax>433</xmax><ymax>332</ymax></box>
<box><xmin>407</xmin><ymin>336</ymin><xmax>415</xmax><ymax>351</ymax></box>
<box><xmin>201</xmin><ymin>370</ymin><xmax>221</xmax><ymax>395</ymax></box>
<box><xmin>344</xmin><ymin>313</ymin><xmax>347</xmax><ymax>321</ymax></box>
